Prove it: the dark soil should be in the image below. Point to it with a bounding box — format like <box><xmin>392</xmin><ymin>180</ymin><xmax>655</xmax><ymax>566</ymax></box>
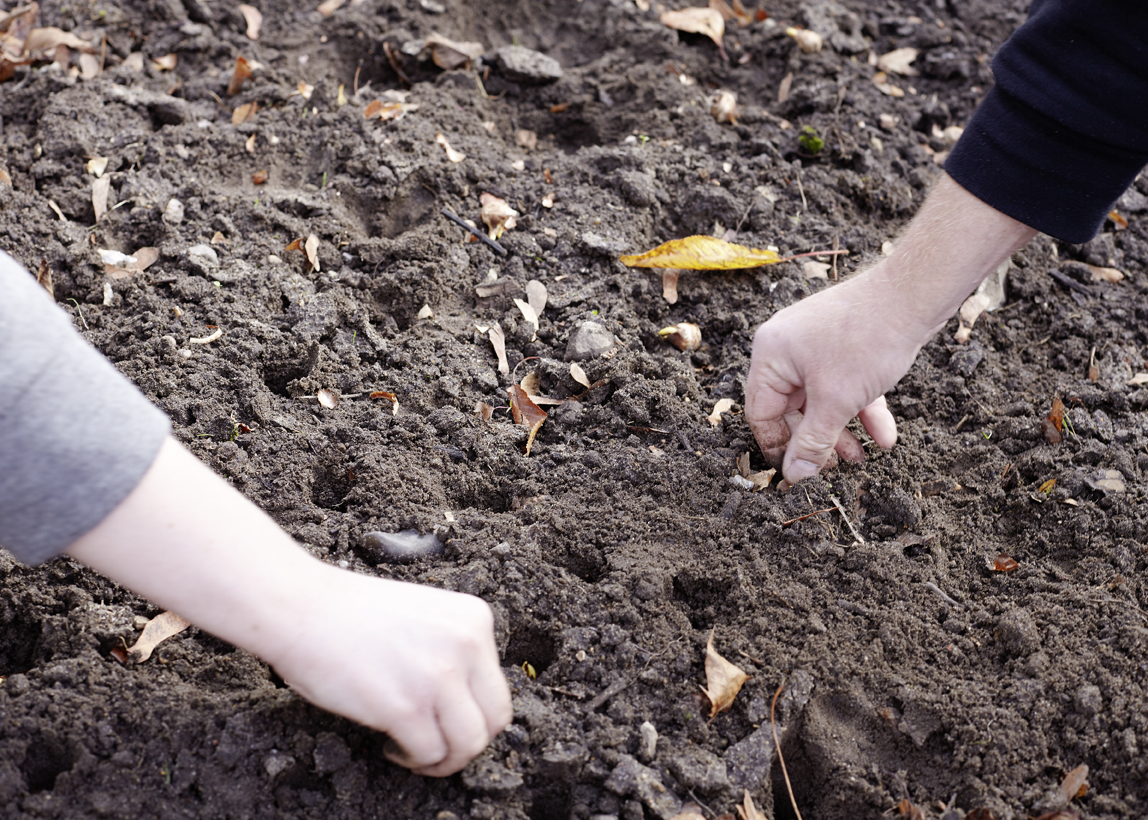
<box><xmin>3</xmin><ymin>0</ymin><xmax>1148</xmax><ymax>818</ymax></box>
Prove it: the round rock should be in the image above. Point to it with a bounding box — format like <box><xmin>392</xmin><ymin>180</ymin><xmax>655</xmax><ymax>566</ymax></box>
<box><xmin>566</xmin><ymin>321</ymin><xmax>614</xmax><ymax>361</ymax></box>
<box><xmin>493</xmin><ymin>45</ymin><xmax>563</xmax><ymax>84</ymax></box>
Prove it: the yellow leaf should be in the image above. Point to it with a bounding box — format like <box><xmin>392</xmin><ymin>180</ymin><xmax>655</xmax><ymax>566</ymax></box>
<box><xmin>620</xmin><ymin>235</ymin><xmax>780</xmax><ymax>270</ymax></box>
<box><xmin>700</xmin><ymin>630</ymin><xmax>749</xmax><ymax>719</ymax></box>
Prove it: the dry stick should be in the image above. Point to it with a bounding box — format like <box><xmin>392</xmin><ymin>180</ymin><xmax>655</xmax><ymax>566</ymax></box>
<box><xmin>831</xmin><ymin>234</ymin><xmax>840</xmax><ymax>281</ymax></box>
<box><xmin>776</xmin><ymin>249</ymin><xmax>849</xmax><ymax>264</ymax></box>
<box><xmin>771</xmin><ymin>681</ymin><xmax>804</xmax><ymax>820</ymax></box>
<box><xmin>829</xmin><ymin>494</ymin><xmax>864</xmax><ymax>545</ymax></box>
<box><xmin>440</xmin><ymin>208</ymin><xmax>508</xmax><ymax>256</ymax></box>
<box><xmin>585</xmin><ymin>676</ymin><xmax>636</xmax><ymax>711</ymax></box>
<box><xmin>780</xmin><ymin>507</ymin><xmax>835</xmax><ymax>527</ymax></box>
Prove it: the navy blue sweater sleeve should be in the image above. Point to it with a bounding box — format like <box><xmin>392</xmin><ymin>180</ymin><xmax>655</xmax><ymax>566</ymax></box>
<box><xmin>944</xmin><ymin>0</ymin><xmax>1148</xmax><ymax>243</ymax></box>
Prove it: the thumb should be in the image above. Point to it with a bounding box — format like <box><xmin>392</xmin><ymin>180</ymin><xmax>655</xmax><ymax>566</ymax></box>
<box><xmin>782</xmin><ymin>403</ymin><xmax>854</xmax><ymax>484</ymax></box>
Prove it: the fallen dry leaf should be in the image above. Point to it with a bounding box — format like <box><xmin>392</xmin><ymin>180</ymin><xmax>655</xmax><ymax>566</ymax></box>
<box><xmin>658</xmin><ymin>322</ymin><xmax>701</xmax><ymax>351</ymax></box>
<box><xmin>252</xmin><ymin>169</ymin><xmax>268</xmax><ymax>184</ymax></box>
<box><xmin>237</xmin><ymin>3</ymin><xmax>262</xmax><ymax>39</ymax></box>
<box><xmin>435</xmin><ymin>131</ymin><xmax>466</xmax><ymax>163</ymax></box>
<box><xmin>91</xmin><ymin>175</ymin><xmax>110</xmax><ymax>222</ymax></box>
<box><xmin>877</xmin><ymin>46</ymin><xmax>919</xmax><ymax>76</ymax></box>
<box><xmin>245</xmin><ymin>133</ymin><xmax>256</xmax><ymax>153</ymax></box>
<box><xmin>227</xmin><ymin>56</ymin><xmax>252</xmax><ymax>96</ymax></box>
<box><xmin>662</xmin><ymin>268</ymin><xmax>680</xmax><ymax>303</ymax></box>
<box><xmin>785</xmin><ymin>26</ymin><xmax>822</xmax><ymax>53</ymax></box>
<box><xmin>152</xmin><ymin>53</ymin><xmax>177</xmax><ymax>71</ymax></box>
<box><xmin>660</xmin><ymin>8</ymin><xmax>726</xmax><ymax>59</ymax></box>
<box><xmin>363</xmin><ymin>99</ymin><xmax>415</xmax><ymax>121</ymax></box>
<box><xmin>992</xmin><ymin>555</ymin><xmax>1019</xmax><ymax>572</ymax></box>
<box><xmin>1126</xmin><ymin>373</ymin><xmax>1148</xmax><ymax>386</ymax></box>
<box><xmin>514</xmin><ymin>298</ymin><xmax>539</xmax><ymax>338</ymax></box>
<box><xmin>736</xmin><ymin>790</ymin><xmax>767</xmax><ymax>820</ymax></box>
<box><xmin>1059</xmin><ymin>764</ymin><xmax>1089</xmax><ymax>804</ymax></box>
<box><xmin>525</xmin><ymin>279</ymin><xmax>547</xmax><ymax>317</ymax></box>
<box><xmin>475</xmin><ymin>400</ymin><xmax>494</xmax><ymax>421</ymax></box>
<box><xmin>700</xmin><ymin>630</ymin><xmax>749</xmax><ymax>719</ymax></box>
<box><xmin>485</xmin><ymin>322</ymin><xmax>509</xmax><ymax>375</ymax></box>
<box><xmin>304</xmin><ymin>233</ymin><xmax>320</xmax><ymax>272</ymax></box>
<box><xmin>86</xmin><ymin>156</ymin><xmax>108</xmax><ymax>177</ymax></box>
<box><xmin>803</xmin><ymin>260</ymin><xmax>830</xmax><ymax>279</ymax></box>
<box><xmin>24</xmin><ymin>27</ymin><xmax>95</xmax><ymax>55</ymax></box>
<box><xmin>1041</xmin><ymin>396</ymin><xmax>1065</xmax><ymax>445</ymax></box>
<box><xmin>1108</xmin><ymin>209</ymin><xmax>1129</xmax><ymax>231</ymax></box>
<box><xmin>417</xmin><ymin>304</ymin><xmax>434</xmax><ymax>319</ymax></box>
<box><xmin>736</xmin><ymin>451</ymin><xmax>776</xmax><ymax>491</ymax></box>
<box><xmin>0</xmin><ymin>167</ymin><xmax>11</xmax><ymax>187</ymax></box>
<box><xmin>872</xmin><ymin>71</ymin><xmax>904</xmax><ymax>97</ymax></box>
<box><xmin>508</xmin><ymin>385</ymin><xmax>547</xmax><ymax>456</ymax></box>
<box><xmin>317</xmin><ymin>388</ymin><xmax>339</xmax><ymax>409</ymax></box>
<box><xmin>709</xmin><ymin>0</ymin><xmax>751</xmax><ymax>26</ymax></box>
<box><xmin>516</xmin><ymin>129</ymin><xmax>538</xmax><ymax>150</ymax></box>
<box><xmin>100</xmin><ymin>247</ymin><xmax>159</xmax><ymax>279</ymax></box>
<box><xmin>370</xmin><ymin>390</ymin><xmax>400</xmax><ymax>415</ymax></box>
<box><xmin>317</xmin><ymin>0</ymin><xmax>345</xmax><ymax>15</ymax></box>
<box><xmin>78</xmin><ymin>52</ymin><xmax>99</xmax><ymax>79</ymax></box>
<box><xmin>570</xmin><ymin>363</ymin><xmax>591</xmax><ymax>389</ymax></box>
<box><xmin>896</xmin><ymin>799</ymin><xmax>926</xmax><ymax>820</ymax></box>
<box><xmin>424</xmin><ymin>32</ymin><xmax>484</xmax><ymax>70</ymax></box>
<box><xmin>480</xmin><ymin>192</ymin><xmax>519</xmax><ymax>240</ymax></box>
<box><xmin>232</xmin><ymin>100</ymin><xmax>258</xmax><ymax>125</ymax></box>
<box><xmin>1087</xmin><ymin>264</ymin><xmax>1124</xmax><ymax>283</ymax></box>
<box><xmin>707</xmin><ymin>397</ymin><xmax>734</xmax><ymax>427</ymax></box>
<box><xmin>36</xmin><ymin>258</ymin><xmax>53</xmax><ymax>299</ymax></box>
<box><xmin>128</xmin><ymin>611</ymin><xmax>191</xmax><ymax>663</ymax></box>
<box><xmin>710</xmin><ymin>90</ymin><xmax>737</xmax><ymax>123</ymax></box>
<box><xmin>621</xmin><ymin>235</ymin><xmax>780</xmax><ymax>270</ymax></box>
<box><xmin>296</xmin><ymin>81</ymin><xmax>314</xmax><ymax>100</ymax></box>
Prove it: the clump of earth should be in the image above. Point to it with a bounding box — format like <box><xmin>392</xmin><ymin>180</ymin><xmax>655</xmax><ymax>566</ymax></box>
<box><xmin>2</xmin><ymin>0</ymin><xmax>1148</xmax><ymax>818</ymax></box>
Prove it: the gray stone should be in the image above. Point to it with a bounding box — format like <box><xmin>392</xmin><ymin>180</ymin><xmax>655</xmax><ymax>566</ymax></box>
<box><xmin>950</xmin><ymin>341</ymin><xmax>985</xmax><ymax>377</ymax></box>
<box><xmin>1075</xmin><ymin>684</ymin><xmax>1102</xmax><ymax>717</ymax></box>
<box><xmin>262</xmin><ymin>752</ymin><xmax>295</xmax><ymax>779</ymax></box>
<box><xmin>538</xmin><ymin>741</ymin><xmax>589</xmax><ymax>779</ymax></box>
<box><xmin>187</xmin><ymin>244</ymin><xmax>219</xmax><ymax>276</ymax></box>
<box><xmin>638</xmin><ymin>722</ymin><xmax>658</xmax><ymax>763</ymax></box>
<box><xmin>566</xmin><ymin>321</ymin><xmax>614</xmax><ymax>361</ymax></box>
<box><xmin>603</xmin><ymin>755</ymin><xmax>681</xmax><ymax>820</ymax></box>
<box><xmin>1119</xmin><ymin>187</ymin><xmax>1148</xmax><ymax>213</ymax></box>
<box><xmin>666</xmin><ymin>746</ymin><xmax>729</xmax><ymax>793</ymax></box>
<box><xmin>723</xmin><ymin>725</ymin><xmax>776</xmax><ymax>792</ymax></box>
<box><xmin>493</xmin><ymin>45</ymin><xmax>563</xmax><ymax>84</ymax></box>
<box><xmin>580</xmin><ymin>231</ymin><xmax>628</xmax><ymax>256</ymax></box>
<box><xmin>313</xmin><ymin>732</ymin><xmax>351</xmax><ymax>775</ymax></box>
<box><xmin>997</xmin><ymin>608</ymin><xmax>1041</xmax><ymax>656</ymax></box>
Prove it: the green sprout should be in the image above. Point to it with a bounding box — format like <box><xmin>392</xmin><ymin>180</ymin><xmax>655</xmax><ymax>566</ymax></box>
<box><xmin>638</xmin><ymin>134</ymin><xmax>650</xmax><ymax>145</ymax></box>
<box><xmin>798</xmin><ymin>125</ymin><xmax>824</xmax><ymax>155</ymax></box>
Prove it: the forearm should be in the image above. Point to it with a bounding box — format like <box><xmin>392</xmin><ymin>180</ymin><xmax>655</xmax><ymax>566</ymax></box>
<box><xmin>65</xmin><ymin>436</ymin><xmax>320</xmax><ymax>664</ymax></box>
<box><xmin>863</xmin><ymin>173</ymin><xmax>1037</xmax><ymax>340</ymax></box>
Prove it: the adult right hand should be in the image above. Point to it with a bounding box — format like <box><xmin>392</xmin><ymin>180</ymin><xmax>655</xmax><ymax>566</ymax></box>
<box><xmin>745</xmin><ymin>173</ymin><xmax>1037</xmax><ymax>486</ymax></box>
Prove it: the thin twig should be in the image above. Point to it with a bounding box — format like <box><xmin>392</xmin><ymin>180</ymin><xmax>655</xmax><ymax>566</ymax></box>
<box><xmin>780</xmin><ymin>507</ymin><xmax>835</xmax><ymax>527</ymax></box>
<box><xmin>771</xmin><ymin>681</ymin><xmax>804</xmax><ymax>820</ymax></box>
<box><xmin>585</xmin><ymin>676</ymin><xmax>636</xmax><ymax>711</ymax></box>
<box><xmin>829</xmin><ymin>494</ymin><xmax>864</xmax><ymax>545</ymax></box>
<box><xmin>954</xmin><ymin>413</ymin><xmax>970</xmax><ymax>432</ymax></box>
<box><xmin>795</xmin><ymin>169</ymin><xmax>807</xmax><ymax>212</ymax></box>
<box><xmin>924</xmin><ymin>582</ymin><xmax>964</xmax><ymax>609</ymax></box>
<box><xmin>831</xmin><ymin>234</ymin><xmax>840</xmax><ymax>281</ymax></box>
<box><xmin>440</xmin><ymin>208</ymin><xmax>508</xmax><ymax>256</ymax></box>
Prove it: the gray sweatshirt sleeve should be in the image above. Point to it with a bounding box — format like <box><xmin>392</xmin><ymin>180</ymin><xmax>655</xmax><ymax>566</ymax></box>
<box><xmin>0</xmin><ymin>251</ymin><xmax>171</xmax><ymax>564</ymax></box>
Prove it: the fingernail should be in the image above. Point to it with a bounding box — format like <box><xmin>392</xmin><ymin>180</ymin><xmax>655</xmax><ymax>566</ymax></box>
<box><xmin>788</xmin><ymin>459</ymin><xmax>820</xmax><ymax>482</ymax></box>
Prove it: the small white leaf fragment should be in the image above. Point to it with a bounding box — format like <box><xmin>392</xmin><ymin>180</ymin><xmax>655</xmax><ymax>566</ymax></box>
<box><xmin>525</xmin><ymin>279</ymin><xmax>548</xmax><ymax>317</ymax></box>
<box><xmin>128</xmin><ymin>611</ymin><xmax>192</xmax><ymax>663</ymax></box>
<box><xmin>802</xmin><ymin>260</ymin><xmax>830</xmax><ymax>279</ymax></box>
<box><xmin>189</xmin><ymin>328</ymin><xmax>223</xmax><ymax>344</ymax></box>
<box><xmin>435</xmin><ymin>132</ymin><xmax>466</xmax><ymax>163</ymax></box>
<box><xmin>417</xmin><ymin>304</ymin><xmax>434</xmax><ymax>319</ymax></box>
<box><xmin>1087</xmin><ymin>264</ymin><xmax>1124</xmax><ymax>283</ymax></box>
<box><xmin>570</xmin><ymin>363</ymin><xmax>591</xmax><ymax>389</ymax></box>
<box><xmin>304</xmin><ymin>233</ymin><xmax>320</xmax><ymax>272</ymax></box>
<box><xmin>102</xmin><ymin>282</ymin><xmax>113</xmax><ymax>306</ymax></box>
<box><xmin>317</xmin><ymin>0</ymin><xmax>345</xmax><ymax>16</ymax></box>
<box><xmin>480</xmin><ymin>193</ymin><xmax>519</xmax><ymax>240</ymax></box>
<box><xmin>710</xmin><ymin>90</ymin><xmax>737</xmax><ymax>124</ymax></box>
<box><xmin>86</xmin><ymin>156</ymin><xmax>108</xmax><ymax>177</ymax></box>
<box><xmin>785</xmin><ymin>26</ymin><xmax>822</xmax><ymax>53</ymax></box>
<box><xmin>877</xmin><ymin>47</ymin><xmax>919</xmax><ymax>76</ymax></box>
<box><xmin>237</xmin><ymin>3</ymin><xmax>263</xmax><ymax>39</ymax></box>
<box><xmin>1127</xmin><ymin>373</ymin><xmax>1148</xmax><ymax>386</ymax></box>
<box><xmin>317</xmin><ymin>388</ymin><xmax>339</xmax><ymax>408</ymax></box>
<box><xmin>98</xmin><ymin>249</ymin><xmax>136</xmax><ymax>268</ymax></box>
<box><xmin>514</xmin><ymin>298</ymin><xmax>539</xmax><ymax>338</ymax></box>
<box><xmin>955</xmin><ymin>259</ymin><xmax>1008</xmax><ymax>343</ymax></box>
<box><xmin>707</xmin><ymin>397</ymin><xmax>734</xmax><ymax>427</ymax></box>
<box><xmin>485</xmin><ymin>322</ymin><xmax>509</xmax><ymax>375</ymax></box>
<box><xmin>92</xmin><ymin>175</ymin><xmax>110</xmax><ymax>222</ymax></box>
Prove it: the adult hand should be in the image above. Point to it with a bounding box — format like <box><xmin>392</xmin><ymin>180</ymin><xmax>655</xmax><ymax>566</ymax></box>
<box><xmin>746</xmin><ymin>173</ymin><xmax>1037</xmax><ymax>485</ymax></box>
<box><xmin>270</xmin><ymin>573</ymin><xmax>513</xmax><ymax>777</ymax></box>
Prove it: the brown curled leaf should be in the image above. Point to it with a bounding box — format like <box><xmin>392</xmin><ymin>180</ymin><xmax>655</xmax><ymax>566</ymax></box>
<box><xmin>508</xmin><ymin>385</ymin><xmax>546</xmax><ymax>456</ymax></box>
<box><xmin>700</xmin><ymin>630</ymin><xmax>749</xmax><ymax>719</ymax></box>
